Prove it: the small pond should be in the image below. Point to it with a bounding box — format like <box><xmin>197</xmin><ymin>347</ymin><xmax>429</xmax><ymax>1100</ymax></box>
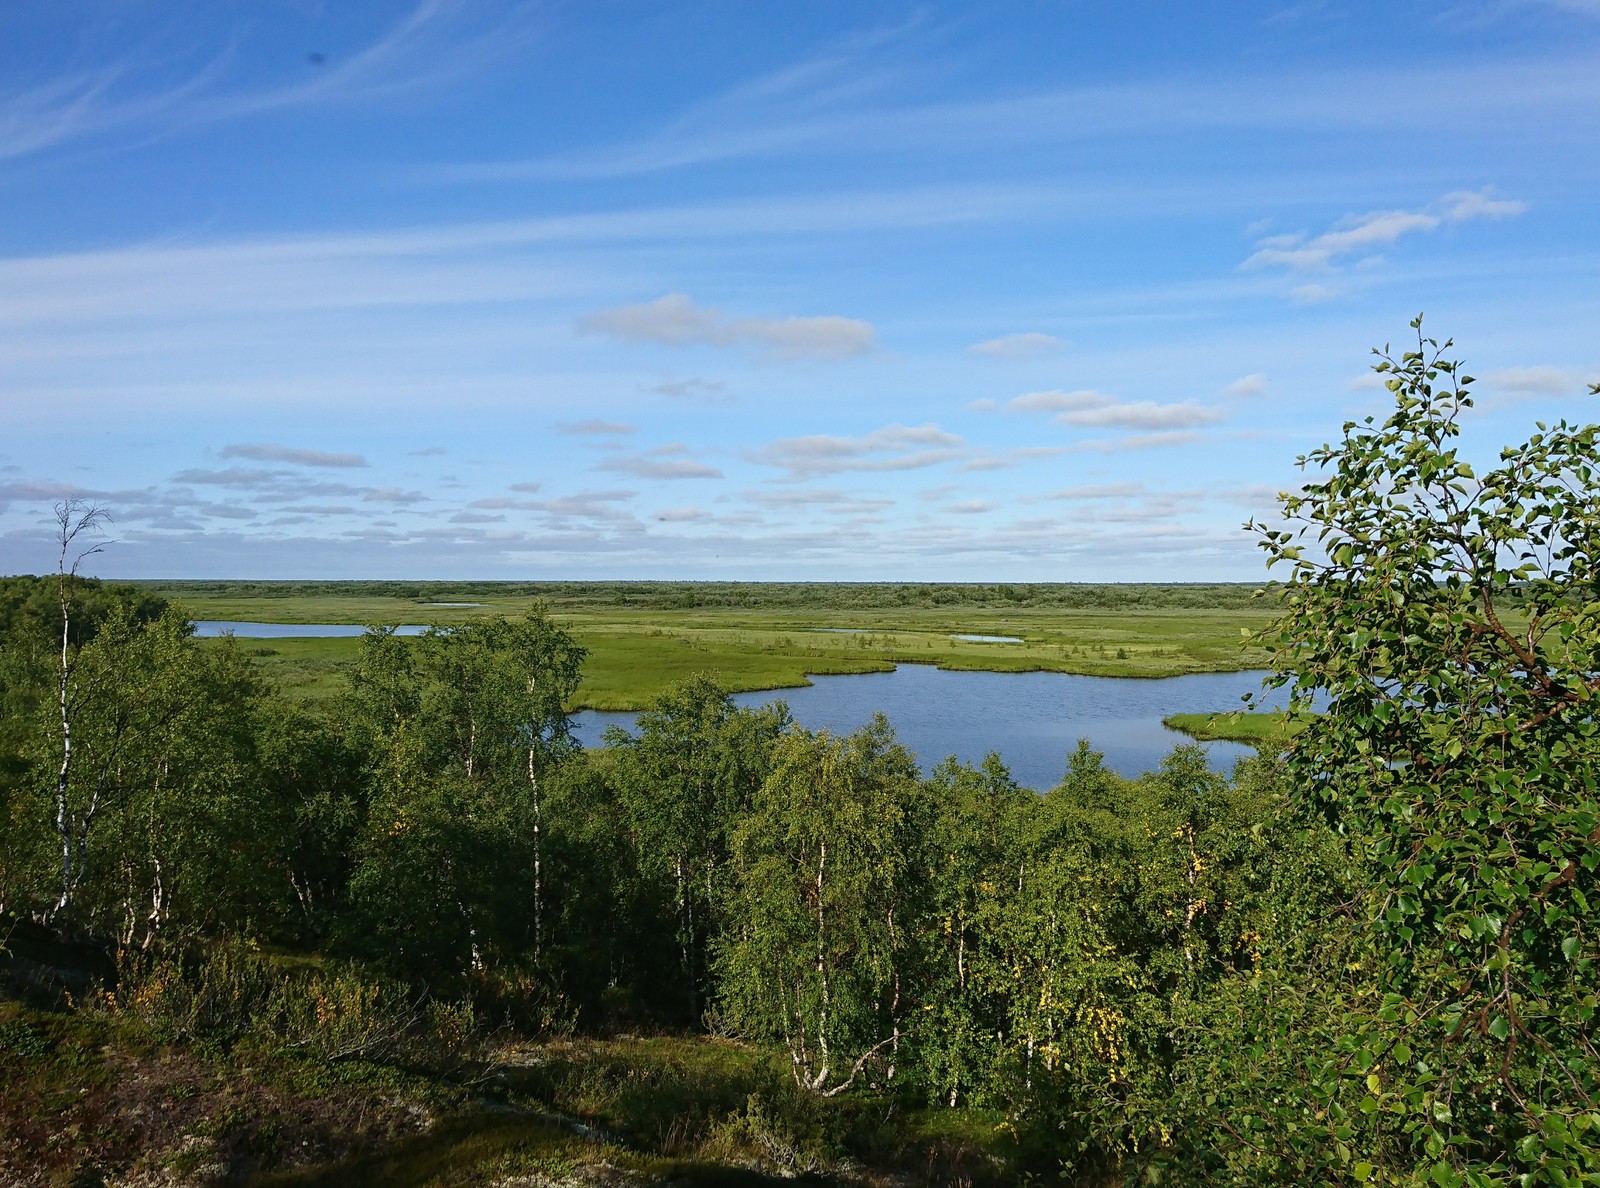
<box><xmin>191</xmin><ymin>621</ymin><xmax>429</xmax><ymax>638</ymax></box>
<box><xmin>949</xmin><ymin>633</ymin><xmax>1023</xmax><ymax>643</ymax></box>
<box><xmin>573</xmin><ymin>664</ymin><xmax>1286</xmax><ymax>788</ymax></box>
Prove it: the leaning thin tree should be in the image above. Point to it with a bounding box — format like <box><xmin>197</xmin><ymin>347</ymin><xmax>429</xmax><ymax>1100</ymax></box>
<box><xmin>48</xmin><ymin>499</ymin><xmax>109</xmax><ymax>926</ymax></box>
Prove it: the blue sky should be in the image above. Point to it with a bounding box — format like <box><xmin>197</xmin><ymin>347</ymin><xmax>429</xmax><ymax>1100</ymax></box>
<box><xmin>2</xmin><ymin>1</ymin><xmax>1597</xmax><ymax>581</ymax></box>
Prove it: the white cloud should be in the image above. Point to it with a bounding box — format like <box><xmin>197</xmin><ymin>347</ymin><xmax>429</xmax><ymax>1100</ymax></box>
<box><xmin>1440</xmin><ymin>189</ymin><xmax>1528</xmax><ymax>221</ymax></box>
<box><xmin>1058</xmin><ymin>402</ymin><xmax>1221</xmax><ymax>430</ymax></box>
<box><xmin>655</xmin><ymin>507</ymin><xmax>713</xmax><ymax>522</ymax></box>
<box><xmin>942</xmin><ymin>500</ymin><xmax>994</xmax><ymax>514</ymax></box>
<box><xmin>1007</xmin><ymin>389</ymin><xmax>1110</xmax><ymax>414</ymax></box>
<box><xmin>1245</xmin><ymin>211</ymin><xmax>1439</xmax><ymax>271</ymax></box>
<box><xmin>524</xmin><ymin>490</ymin><xmax>640</xmax><ymax>524</ymax></box>
<box><xmin>1040</xmin><ymin>482</ymin><xmax>1145</xmax><ymax>500</ymax></box>
<box><xmin>651</xmin><ymin>377</ymin><xmax>733</xmax><ymax>402</ymax></box>
<box><xmin>469</xmin><ymin>497</ymin><xmax>545</xmax><ymax>511</ymax></box>
<box><xmin>1216</xmin><ymin>482</ymin><xmax>1300</xmax><ymax>507</ymax></box>
<box><xmin>219</xmin><ymin>443</ymin><xmax>368</xmax><ymax>468</ymax></box>
<box><xmin>1223</xmin><ymin>373</ymin><xmax>1267</xmax><ymax>398</ymax></box>
<box><xmin>173</xmin><ymin>467</ymin><xmax>287</xmax><ymax>489</ymax></box>
<box><xmin>1065</xmin><ymin>431</ymin><xmax>1208</xmax><ymax>454</ymax></box>
<box><xmin>557</xmin><ymin>420</ymin><xmax>636</xmax><ymax>435</ymax></box>
<box><xmin>362</xmin><ymin>487</ymin><xmax>428</xmax><ymax>505</ymax></box>
<box><xmin>967</xmin><ymin>332</ymin><xmax>1066</xmax><ymax>359</ymax></box>
<box><xmin>1481</xmin><ymin>365</ymin><xmax>1600</xmax><ymax>397</ymax></box>
<box><xmin>0</xmin><ymin>480</ymin><xmax>106</xmax><ymax>501</ymax></box>
<box><xmin>741</xmin><ymin>487</ymin><xmax>857</xmax><ymax>507</ymax></box>
<box><xmin>751</xmin><ymin>423</ymin><xmax>963</xmax><ymax>478</ymax></box>
<box><xmin>1290</xmin><ymin>284</ymin><xmax>1340</xmax><ymax>304</ymax></box>
<box><xmin>957</xmin><ymin>455</ymin><xmax>1010</xmax><ymax>472</ymax></box>
<box><xmin>1244</xmin><ymin>187</ymin><xmax>1526</xmax><ymax>275</ymax></box>
<box><xmin>599</xmin><ymin>444</ymin><xmax>724</xmax><ymax>480</ymax></box>
<box><xmin>1114</xmin><ymin>431</ymin><xmax>1207</xmax><ymax>451</ymax></box>
<box><xmin>579</xmin><ymin>293</ymin><xmax>874</xmax><ymax>361</ymax></box>
<box><xmin>1008</xmin><ymin>389</ymin><xmax>1225</xmax><ymax>430</ymax></box>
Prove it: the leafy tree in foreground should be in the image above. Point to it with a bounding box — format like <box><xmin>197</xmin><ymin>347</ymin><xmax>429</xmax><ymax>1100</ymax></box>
<box><xmin>342</xmin><ymin>612</ymin><xmax>585</xmax><ymax>980</ymax></box>
<box><xmin>718</xmin><ymin>716</ymin><xmax>932</xmax><ymax>1095</ymax></box>
<box><xmin>604</xmin><ymin>674</ymin><xmax>790</xmax><ymax>1023</ymax></box>
<box><xmin>1251</xmin><ymin>319</ymin><xmax>1600</xmax><ymax>1184</ymax></box>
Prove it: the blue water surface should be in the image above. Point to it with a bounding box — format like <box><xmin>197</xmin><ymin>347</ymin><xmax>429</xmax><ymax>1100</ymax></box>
<box><xmin>573</xmin><ymin>664</ymin><xmax>1287</xmax><ymax>788</ymax></box>
<box><xmin>192</xmin><ymin>621</ymin><xmax>429</xmax><ymax>638</ymax></box>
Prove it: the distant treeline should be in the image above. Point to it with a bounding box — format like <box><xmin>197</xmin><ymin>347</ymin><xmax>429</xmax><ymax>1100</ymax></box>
<box><xmin>132</xmin><ymin>579</ymin><xmax>1275</xmax><ymax>611</ymax></box>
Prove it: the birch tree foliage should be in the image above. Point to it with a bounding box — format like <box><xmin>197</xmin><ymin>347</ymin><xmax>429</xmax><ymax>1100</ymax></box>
<box><xmin>717</xmin><ymin>715</ymin><xmax>932</xmax><ymax>1096</ymax></box>
<box><xmin>342</xmin><ymin>611</ymin><xmax>585</xmax><ymax>979</ymax></box>
<box><xmin>1</xmin><ymin>598</ymin><xmax>280</xmax><ymax>945</ymax></box>
<box><xmin>604</xmin><ymin>673</ymin><xmax>789</xmax><ymax>1022</ymax></box>
<box><xmin>1251</xmin><ymin>319</ymin><xmax>1600</xmax><ymax>1184</ymax></box>
<box><xmin>916</xmin><ymin>752</ymin><xmax>1035</xmax><ymax>1109</ymax></box>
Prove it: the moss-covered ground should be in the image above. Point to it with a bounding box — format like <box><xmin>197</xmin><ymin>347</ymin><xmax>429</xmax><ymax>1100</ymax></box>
<box><xmin>0</xmin><ymin>992</ymin><xmax>1028</xmax><ymax>1186</ymax></box>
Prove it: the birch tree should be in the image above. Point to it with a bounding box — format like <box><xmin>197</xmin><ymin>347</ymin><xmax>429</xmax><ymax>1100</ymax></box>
<box><xmin>717</xmin><ymin>716</ymin><xmax>932</xmax><ymax>1095</ymax></box>
<box><xmin>605</xmin><ymin>674</ymin><xmax>788</xmax><ymax>1021</ymax></box>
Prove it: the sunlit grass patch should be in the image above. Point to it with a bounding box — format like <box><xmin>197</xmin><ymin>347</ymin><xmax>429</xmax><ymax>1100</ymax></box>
<box><xmin>185</xmin><ymin>584</ymin><xmax>1279</xmax><ymax>711</ymax></box>
<box><xmin>1163</xmin><ymin>710</ymin><xmax>1305</xmax><ymax>745</ymax></box>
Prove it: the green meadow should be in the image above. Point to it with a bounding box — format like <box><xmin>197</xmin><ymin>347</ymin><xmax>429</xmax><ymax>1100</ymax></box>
<box><xmin>149</xmin><ymin>581</ymin><xmax>1281</xmax><ymax>709</ymax></box>
<box><xmin>1162</xmin><ymin>710</ymin><xmax>1304</xmax><ymax>746</ymax></box>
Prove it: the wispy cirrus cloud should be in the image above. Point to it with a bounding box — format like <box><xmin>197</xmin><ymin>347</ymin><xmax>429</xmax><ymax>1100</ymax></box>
<box><xmin>429</xmin><ymin>42</ymin><xmax>1600</xmax><ymax>184</ymax></box>
<box><xmin>0</xmin><ymin>2</ymin><xmax>536</xmax><ymax>165</ymax></box>
<box><xmin>219</xmin><ymin>443</ymin><xmax>367</xmax><ymax>468</ymax></box>
<box><xmin>1243</xmin><ymin>187</ymin><xmax>1526</xmax><ymax>274</ymax></box>
<box><xmin>579</xmin><ymin>293</ymin><xmax>874</xmax><ymax>361</ymax></box>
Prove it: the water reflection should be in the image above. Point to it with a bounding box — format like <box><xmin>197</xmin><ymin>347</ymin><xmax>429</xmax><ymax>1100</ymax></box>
<box><xmin>574</xmin><ymin>664</ymin><xmax>1285</xmax><ymax>788</ymax></box>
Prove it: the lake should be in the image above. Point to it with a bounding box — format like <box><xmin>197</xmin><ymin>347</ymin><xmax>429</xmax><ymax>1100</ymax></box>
<box><xmin>573</xmin><ymin>664</ymin><xmax>1284</xmax><ymax>788</ymax></box>
<box><xmin>192</xmin><ymin>621</ymin><xmax>429</xmax><ymax>638</ymax></box>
